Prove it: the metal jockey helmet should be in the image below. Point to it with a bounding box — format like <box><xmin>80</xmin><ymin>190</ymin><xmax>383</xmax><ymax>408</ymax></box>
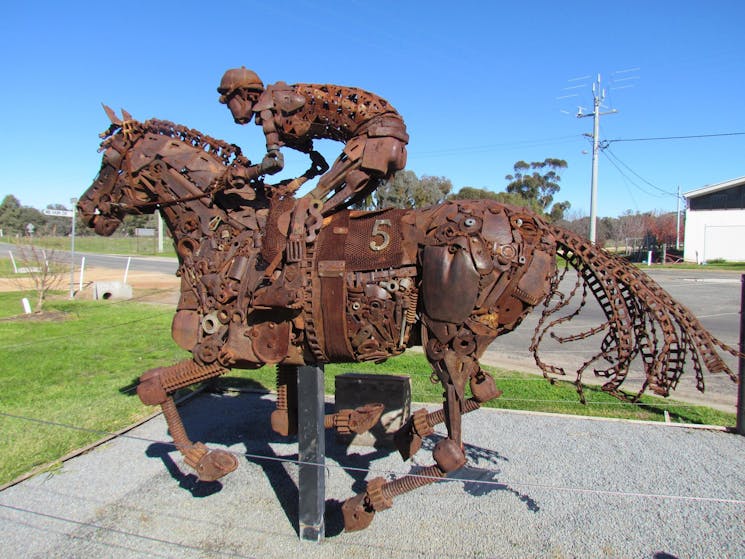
<box><xmin>217</xmin><ymin>67</ymin><xmax>264</xmax><ymax>99</ymax></box>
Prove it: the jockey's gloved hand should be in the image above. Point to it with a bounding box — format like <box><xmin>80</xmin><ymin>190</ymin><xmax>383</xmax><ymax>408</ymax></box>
<box><xmin>309</xmin><ymin>150</ymin><xmax>330</xmax><ymax>176</ymax></box>
<box><xmin>259</xmin><ymin>150</ymin><xmax>284</xmax><ymax>175</ymax></box>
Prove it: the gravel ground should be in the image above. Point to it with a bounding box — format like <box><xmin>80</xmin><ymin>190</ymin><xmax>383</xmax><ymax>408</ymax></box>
<box><xmin>2</xmin><ymin>391</ymin><xmax>744</xmax><ymax>559</ymax></box>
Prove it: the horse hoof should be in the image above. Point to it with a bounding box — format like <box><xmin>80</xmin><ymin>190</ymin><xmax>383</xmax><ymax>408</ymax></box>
<box><xmin>195</xmin><ymin>449</ymin><xmax>238</xmax><ymax>482</ymax></box>
<box><xmin>348</xmin><ymin>403</ymin><xmax>385</xmax><ymax>434</ymax></box>
<box><xmin>393</xmin><ymin>427</ymin><xmax>422</xmax><ymax>461</ymax></box>
<box><xmin>433</xmin><ymin>438</ymin><xmax>467</xmax><ymax>473</ymax></box>
<box><xmin>470</xmin><ymin>371</ymin><xmax>503</xmax><ymax>403</ymax></box>
<box><xmin>334</xmin><ymin>403</ymin><xmax>385</xmax><ymax>435</ymax></box>
<box><xmin>393</xmin><ymin>408</ymin><xmax>432</xmax><ymax>460</ymax></box>
<box><xmin>341</xmin><ymin>493</ymin><xmax>376</xmax><ymax>531</ymax></box>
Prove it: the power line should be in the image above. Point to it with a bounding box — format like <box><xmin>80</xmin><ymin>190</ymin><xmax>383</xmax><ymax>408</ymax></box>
<box><xmin>609</xmin><ymin>131</ymin><xmax>745</xmax><ymax>144</ymax></box>
<box><xmin>603</xmin><ymin>148</ymin><xmax>676</xmax><ymax>197</ymax></box>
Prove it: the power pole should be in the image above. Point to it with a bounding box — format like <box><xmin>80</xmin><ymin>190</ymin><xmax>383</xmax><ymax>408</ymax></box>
<box><xmin>578</xmin><ymin>74</ymin><xmax>617</xmax><ymax>244</ymax></box>
<box><xmin>676</xmin><ymin>185</ymin><xmax>682</xmax><ymax>250</ymax></box>
<box><xmin>69</xmin><ymin>198</ymin><xmax>77</xmax><ymax>298</ymax></box>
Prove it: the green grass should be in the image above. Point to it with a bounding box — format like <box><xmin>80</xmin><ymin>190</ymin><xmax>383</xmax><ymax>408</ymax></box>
<box><xmin>227</xmin><ymin>351</ymin><xmax>736</xmax><ymax>426</ymax></box>
<box><xmin>643</xmin><ymin>261</ymin><xmax>745</xmax><ymax>272</ymax></box>
<box><xmin>0</xmin><ymin>258</ymin><xmax>16</xmax><ymax>277</ymax></box>
<box><xmin>4</xmin><ymin>236</ymin><xmax>177</xmax><ymax>258</ymax></box>
<box><xmin>0</xmin><ymin>291</ymin><xmax>736</xmax><ymax>486</ymax></box>
<box><xmin>0</xmin><ymin>292</ymin><xmax>189</xmax><ymax>484</ymax></box>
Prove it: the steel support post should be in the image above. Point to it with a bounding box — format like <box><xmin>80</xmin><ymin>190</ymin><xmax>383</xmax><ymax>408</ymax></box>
<box><xmin>737</xmin><ymin>275</ymin><xmax>745</xmax><ymax>435</ymax></box>
<box><xmin>297</xmin><ymin>364</ymin><xmax>326</xmax><ymax>541</ymax></box>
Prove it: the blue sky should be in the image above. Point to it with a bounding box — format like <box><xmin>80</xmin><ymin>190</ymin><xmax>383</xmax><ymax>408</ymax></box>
<box><xmin>1</xmin><ymin>1</ymin><xmax>743</xmax><ymax>218</ymax></box>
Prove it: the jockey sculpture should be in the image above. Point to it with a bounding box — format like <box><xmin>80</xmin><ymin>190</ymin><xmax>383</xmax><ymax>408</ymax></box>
<box><xmin>217</xmin><ymin>67</ymin><xmax>409</xmax><ymax>215</ymax></box>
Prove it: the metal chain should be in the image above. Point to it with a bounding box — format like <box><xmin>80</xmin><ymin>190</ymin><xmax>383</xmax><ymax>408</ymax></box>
<box><xmin>532</xmin><ymin>226</ymin><xmax>739</xmax><ymax>402</ymax></box>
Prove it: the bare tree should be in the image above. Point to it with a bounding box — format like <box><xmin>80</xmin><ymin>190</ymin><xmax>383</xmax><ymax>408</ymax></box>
<box><xmin>616</xmin><ymin>210</ymin><xmax>647</xmax><ymax>250</ymax></box>
<box><xmin>12</xmin><ymin>245</ymin><xmax>66</xmax><ymax>311</ymax></box>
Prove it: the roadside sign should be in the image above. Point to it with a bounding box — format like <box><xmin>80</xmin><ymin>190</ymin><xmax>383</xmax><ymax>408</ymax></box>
<box><xmin>42</xmin><ymin>209</ymin><xmax>74</xmax><ymax>218</ymax></box>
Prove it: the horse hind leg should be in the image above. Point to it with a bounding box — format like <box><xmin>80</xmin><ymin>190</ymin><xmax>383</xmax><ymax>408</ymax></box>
<box><xmin>426</xmin><ymin>349</ymin><xmax>501</xmax><ymax>472</ymax></box>
<box><xmin>343</xmin><ymin>344</ymin><xmax>501</xmax><ymax>531</ymax></box>
<box><xmin>342</xmin><ymin>348</ymin><xmax>468</xmax><ymax>532</ymax></box>
<box><xmin>395</xmin><ymin>327</ymin><xmax>502</xmax><ymax>460</ymax></box>
<box><xmin>137</xmin><ymin>359</ymin><xmax>238</xmax><ymax>482</ymax></box>
<box><xmin>393</xmin><ymin>366</ymin><xmax>502</xmax><ymax>460</ymax></box>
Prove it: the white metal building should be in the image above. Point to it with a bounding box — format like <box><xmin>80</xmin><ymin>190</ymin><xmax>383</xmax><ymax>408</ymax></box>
<box><xmin>683</xmin><ymin>176</ymin><xmax>745</xmax><ymax>263</ymax></box>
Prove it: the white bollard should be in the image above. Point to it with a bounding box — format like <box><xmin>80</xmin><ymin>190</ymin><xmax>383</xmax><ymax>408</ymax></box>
<box><xmin>21</xmin><ymin>298</ymin><xmax>32</xmax><ymax>314</ymax></box>
<box><xmin>123</xmin><ymin>257</ymin><xmax>131</xmax><ymax>285</ymax></box>
<box><xmin>78</xmin><ymin>256</ymin><xmax>86</xmax><ymax>292</ymax></box>
<box><xmin>8</xmin><ymin>250</ymin><xmax>18</xmax><ymax>273</ymax></box>
<box><xmin>647</xmin><ymin>251</ymin><xmax>653</xmax><ymax>266</ymax></box>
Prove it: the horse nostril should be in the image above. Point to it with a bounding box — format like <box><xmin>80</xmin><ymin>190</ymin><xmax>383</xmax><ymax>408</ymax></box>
<box><xmin>93</xmin><ymin>215</ymin><xmax>121</xmax><ymax>236</ymax></box>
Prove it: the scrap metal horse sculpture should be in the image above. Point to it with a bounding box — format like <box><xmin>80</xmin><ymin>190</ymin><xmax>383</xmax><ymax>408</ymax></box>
<box><xmin>78</xmin><ymin>111</ymin><xmax>738</xmax><ymax>531</ymax></box>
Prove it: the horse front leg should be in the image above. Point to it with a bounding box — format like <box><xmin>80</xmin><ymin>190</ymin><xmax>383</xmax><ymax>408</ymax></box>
<box><xmin>137</xmin><ymin>359</ymin><xmax>238</xmax><ymax>482</ymax></box>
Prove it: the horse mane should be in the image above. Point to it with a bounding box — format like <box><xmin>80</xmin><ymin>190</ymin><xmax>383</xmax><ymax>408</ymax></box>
<box><xmin>100</xmin><ymin>117</ymin><xmax>247</xmax><ymax>167</ymax></box>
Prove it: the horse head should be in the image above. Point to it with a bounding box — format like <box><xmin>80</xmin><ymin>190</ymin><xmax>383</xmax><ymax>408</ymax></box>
<box><xmin>78</xmin><ymin>105</ymin><xmax>249</xmax><ymax>237</ymax></box>
<box><xmin>77</xmin><ymin>106</ymin><xmax>152</xmax><ymax>236</ymax></box>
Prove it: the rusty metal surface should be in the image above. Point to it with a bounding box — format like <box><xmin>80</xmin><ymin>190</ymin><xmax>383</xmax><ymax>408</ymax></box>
<box><xmin>217</xmin><ymin>68</ymin><xmax>408</xmax><ymax>216</ymax></box>
<box><xmin>78</xmin><ymin>108</ymin><xmax>739</xmax><ymax>532</ymax></box>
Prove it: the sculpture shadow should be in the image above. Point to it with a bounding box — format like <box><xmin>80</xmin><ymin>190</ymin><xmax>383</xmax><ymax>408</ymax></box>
<box><xmin>144</xmin><ymin>385</ymin><xmax>538</xmax><ymax>538</ymax></box>
<box><xmin>144</xmin><ymin>378</ymin><xmax>302</xmax><ymax>529</ymax></box>
<box><xmin>421</xmin><ymin>434</ymin><xmax>539</xmax><ymax>509</ymax></box>
<box><xmin>118</xmin><ymin>377</ymin><xmax>140</xmax><ymax>396</ymax></box>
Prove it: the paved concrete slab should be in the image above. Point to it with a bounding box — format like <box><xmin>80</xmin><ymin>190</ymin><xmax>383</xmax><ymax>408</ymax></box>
<box><xmin>2</xmin><ymin>391</ymin><xmax>744</xmax><ymax>558</ymax></box>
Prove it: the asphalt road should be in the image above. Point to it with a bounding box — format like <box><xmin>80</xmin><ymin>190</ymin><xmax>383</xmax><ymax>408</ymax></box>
<box><xmin>0</xmin><ymin>242</ymin><xmax>179</xmax><ymax>275</ymax></box>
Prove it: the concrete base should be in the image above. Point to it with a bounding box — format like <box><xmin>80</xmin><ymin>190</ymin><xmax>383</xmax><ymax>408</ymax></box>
<box><xmin>335</xmin><ymin>373</ymin><xmax>411</xmax><ymax>448</ymax></box>
<box><xmin>93</xmin><ymin>281</ymin><xmax>133</xmax><ymax>300</ymax></box>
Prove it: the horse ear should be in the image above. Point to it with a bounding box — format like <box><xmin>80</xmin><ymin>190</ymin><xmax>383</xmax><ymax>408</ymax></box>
<box><xmin>121</xmin><ymin>108</ymin><xmax>133</xmax><ymax>121</ymax></box>
<box><xmin>102</xmin><ymin>103</ymin><xmax>122</xmax><ymax>125</ymax></box>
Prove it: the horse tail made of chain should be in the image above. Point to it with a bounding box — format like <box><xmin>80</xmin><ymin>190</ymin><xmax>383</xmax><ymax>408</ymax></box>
<box><xmin>531</xmin><ymin>225</ymin><xmax>739</xmax><ymax>402</ymax></box>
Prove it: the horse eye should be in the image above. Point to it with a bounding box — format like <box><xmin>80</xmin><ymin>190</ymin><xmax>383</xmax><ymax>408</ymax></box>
<box><xmin>104</xmin><ymin>147</ymin><xmax>123</xmax><ymax>168</ymax></box>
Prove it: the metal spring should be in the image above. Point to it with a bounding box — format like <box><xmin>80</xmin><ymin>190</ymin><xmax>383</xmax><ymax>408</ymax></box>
<box><xmin>161</xmin><ymin>360</ymin><xmax>226</xmax><ymax>392</ymax></box>
<box><xmin>275</xmin><ymin>364</ymin><xmax>297</xmax><ymax>411</ymax></box>
<box><xmin>406</xmin><ymin>290</ymin><xmax>418</xmax><ymax>324</ymax></box>
<box><xmin>382</xmin><ymin>465</ymin><xmax>445</xmax><ymax>498</ymax></box>
<box><xmin>423</xmin><ymin>398</ymin><xmax>481</xmax><ymax>428</ymax></box>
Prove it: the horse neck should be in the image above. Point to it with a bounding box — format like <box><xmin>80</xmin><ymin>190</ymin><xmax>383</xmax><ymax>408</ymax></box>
<box><xmin>127</xmin><ymin>135</ymin><xmax>226</xmax><ymax>243</ymax></box>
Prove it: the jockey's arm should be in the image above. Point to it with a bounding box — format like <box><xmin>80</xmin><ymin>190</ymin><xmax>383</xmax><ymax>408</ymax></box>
<box><xmin>258</xmin><ymin>108</ymin><xmax>326</xmax><ymax>177</ymax></box>
<box><xmin>226</xmin><ymin>160</ymin><xmax>264</xmax><ymax>188</ymax></box>
<box><xmin>258</xmin><ymin>109</ymin><xmax>285</xmax><ymax>175</ymax></box>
